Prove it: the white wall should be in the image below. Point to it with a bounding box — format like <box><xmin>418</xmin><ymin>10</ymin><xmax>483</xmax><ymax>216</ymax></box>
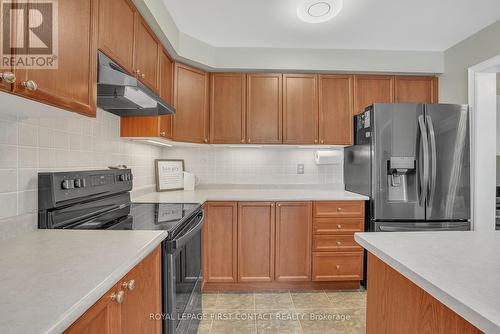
<box><xmin>440</xmin><ymin>19</ymin><xmax>500</xmax><ymax>103</ymax></box>
<box><xmin>0</xmin><ymin>93</ymin><xmax>162</xmax><ymax>220</ymax></box>
<box><xmin>162</xmin><ymin>146</ymin><xmax>344</xmax><ymax>186</ymax></box>
<box><xmin>134</xmin><ymin>0</ymin><xmax>443</xmax><ymax>74</ymax></box>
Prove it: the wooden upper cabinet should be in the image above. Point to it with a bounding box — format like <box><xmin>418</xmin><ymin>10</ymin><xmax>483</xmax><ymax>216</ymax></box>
<box><xmin>173</xmin><ymin>63</ymin><xmax>210</xmax><ymax>143</ymax></box>
<box><xmin>158</xmin><ymin>49</ymin><xmax>174</xmax><ymax>139</ymax></box>
<box><xmin>246</xmin><ymin>73</ymin><xmax>283</xmax><ymax>144</ymax></box>
<box><xmin>203</xmin><ymin>202</ymin><xmax>238</xmax><ymax>283</ymax></box>
<box><xmin>210</xmin><ymin>73</ymin><xmax>246</xmax><ymax>144</ymax></box>
<box><xmin>98</xmin><ymin>0</ymin><xmax>135</xmax><ymax>73</ymax></box>
<box><xmin>319</xmin><ymin>75</ymin><xmax>354</xmax><ymax>145</ymax></box>
<box><xmin>14</xmin><ymin>0</ymin><xmax>98</xmax><ymax>117</ymax></box>
<box><xmin>354</xmin><ymin>75</ymin><xmax>395</xmax><ymax>115</ymax></box>
<box><xmin>134</xmin><ymin>16</ymin><xmax>159</xmax><ymax>92</ymax></box>
<box><xmin>237</xmin><ymin>202</ymin><xmax>275</xmax><ymax>282</ymax></box>
<box><xmin>159</xmin><ymin>49</ymin><xmax>174</xmax><ymax>105</ymax></box>
<box><xmin>120</xmin><ymin>247</ymin><xmax>162</xmax><ymax>334</ymax></box>
<box><xmin>395</xmin><ymin>76</ymin><xmax>438</xmax><ymax>103</ymax></box>
<box><xmin>283</xmin><ymin>74</ymin><xmax>319</xmax><ymax>144</ymax></box>
<box><xmin>275</xmin><ymin>202</ymin><xmax>312</xmax><ymax>282</ymax></box>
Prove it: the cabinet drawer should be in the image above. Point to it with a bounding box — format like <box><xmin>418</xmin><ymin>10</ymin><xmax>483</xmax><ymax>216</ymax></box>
<box><xmin>314</xmin><ymin>201</ymin><xmax>364</xmax><ymax>218</ymax></box>
<box><xmin>313</xmin><ymin>235</ymin><xmax>362</xmax><ymax>252</ymax></box>
<box><xmin>312</xmin><ymin>252</ymin><xmax>363</xmax><ymax>281</ymax></box>
<box><xmin>313</xmin><ymin>218</ymin><xmax>364</xmax><ymax>234</ymax></box>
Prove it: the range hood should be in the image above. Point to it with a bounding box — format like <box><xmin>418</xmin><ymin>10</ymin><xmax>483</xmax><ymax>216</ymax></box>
<box><xmin>97</xmin><ymin>52</ymin><xmax>175</xmax><ymax>116</ymax></box>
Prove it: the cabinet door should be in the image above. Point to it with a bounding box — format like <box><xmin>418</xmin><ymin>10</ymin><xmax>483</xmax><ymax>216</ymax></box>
<box><xmin>354</xmin><ymin>75</ymin><xmax>394</xmax><ymax>115</ymax></box>
<box><xmin>203</xmin><ymin>202</ymin><xmax>238</xmax><ymax>283</ymax></box>
<box><xmin>15</xmin><ymin>0</ymin><xmax>98</xmax><ymax>117</ymax></box>
<box><xmin>121</xmin><ymin>247</ymin><xmax>162</xmax><ymax>334</ymax></box>
<box><xmin>246</xmin><ymin>73</ymin><xmax>283</xmax><ymax>144</ymax></box>
<box><xmin>173</xmin><ymin>63</ymin><xmax>210</xmax><ymax>143</ymax></box>
<box><xmin>319</xmin><ymin>75</ymin><xmax>354</xmax><ymax>145</ymax></box>
<box><xmin>210</xmin><ymin>73</ymin><xmax>246</xmax><ymax>144</ymax></box>
<box><xmin>395</xmin><ymin>76</ymin><xmax>438</xmax><ymax>103</ymax></box>
<box><xmin>283</xmin><ymin>74</ymin><xmax>318</xmax><ymax>144</ymax></box>
<box><xmin>98</xmin><ymin>0</ymin><xmax>135</xmax><ymax>73</ymax></box>
<box><xmin>134</xmin><ymin>16</ymin><xmax>159</xmax><ymax>92</ymax></box>
<box><xmin>158</xmin><ymin>49</ymin><xmax>174</xmax><ymax>139</ymax></box>
<box><xmin>275</xmin><ymin>202</ymin><xmax>312</xmax><ymax>281</ymax></box>
<box><xmin>65</xmin><ymin>284</ymin><xmax>121</xmax><ymax>334</ymax></box>
<box><xmin>238</xmin><ymin>202</ymin><xmax>275</xmax><ymax>282</ymax></box>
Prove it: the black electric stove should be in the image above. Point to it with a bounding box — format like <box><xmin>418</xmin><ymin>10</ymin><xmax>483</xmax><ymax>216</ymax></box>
<box><xmin>38</xmin><ymin>169</ymin><xmax>203</xmax><ymax>334</ymax></box>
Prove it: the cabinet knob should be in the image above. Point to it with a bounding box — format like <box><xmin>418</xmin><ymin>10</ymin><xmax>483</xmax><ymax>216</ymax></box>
<box><xmin>22</xmin><ymin>80</ymin><xmax>38</xmax><ymax>91</ymax></box>
<box><xmin>247</xmin><ymin>139</ymin><xmax>251</xmax><ymax>143</ymax></box>
<box><xmin>141</xmin><ymin>73</ymin><xmax>145</xmax><ymax>79</ymax></box>
<box><xmin>203</xmin><ymin>138</ymin><xmax>208</xmax><ymax>143</ymax></box>
<box><xmin>314</xmin><ymin>139</ymin><xmax>318</xmax><ymax>144</ymax></box>
<box><xmin>336</xmin><ymin>241</ymin><xmax>342</xmax><ymax>246</ymax></box>
<box><xmin>337</xmin><ymin>207</ymin><xmax>342</xmax><ymax>211</ymax></box>
<box><xmin>320</xmin><ymin>140</ymin><xmax>324</xmax><ymax>144</ymax></box>
<box><xmin>122</xmin><ymin>279</ymin><xmax>136</xmax><ymax>291</ymax></box>
<box><xmin>277</xmin><ymin>204</ymin><xmax>281</xmax><ymax>207</ymax></box>
<box><xmin>160</xmin><ymin>131</ymin><xmax>166</xmax><ymax>137</ymax></box>
<box><xmin>135</xmin><ymin>69</ymin><xmax>141</xmax><ymax>75</ymax></box>
<box><xmin>337</xmin><ymin>224</ymin><xmax>342</xmax><ymax>229</ymax></box>
<box><xmin>111</xmin><ymin>291</ymin><xmax>125</xmax><ymax>304</ymax></box>
<box><xmin>0</xmin><ymin>72</ymin><xmax>16</xmax><ymax>84</ymax></box>
<box><xmin>241</xmin><ymin>139</ymin><xmax>245</xmax><ymax>143</ymax></box>
<box><xmin>336</xmin><ymin>265</ymin><xmax>341</xmax><ymax>270</ymax></box>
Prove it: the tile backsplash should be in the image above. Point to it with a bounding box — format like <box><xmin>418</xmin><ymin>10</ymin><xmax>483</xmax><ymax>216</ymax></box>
<box><xmin>162</xmin><ymin>146</ymin><xmax>344</xmax><ymax>185</ymax></box>
<box><xmin>0</xmin><ymin>93</ymin><xmax>162</xmax><ymax>220</ymax></box>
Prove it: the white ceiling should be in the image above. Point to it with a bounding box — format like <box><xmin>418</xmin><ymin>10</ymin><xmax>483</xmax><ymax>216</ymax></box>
<box><xmin>162</xmin><ymin>0</ymin><xmax>500</xmax><ymax>51</ymax></box>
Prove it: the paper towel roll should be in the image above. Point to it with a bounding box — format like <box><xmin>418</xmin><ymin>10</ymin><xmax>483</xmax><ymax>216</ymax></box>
<box><xmin>314</xmin><ymin>150</ymin><xmax>342</xmax><ymax>165</ymax></box>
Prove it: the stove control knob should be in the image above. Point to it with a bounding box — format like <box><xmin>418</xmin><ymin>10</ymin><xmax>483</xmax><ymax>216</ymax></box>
<box><xmin>119</xmin><ymin>174</ymin><xmax>126</xmax><ymax>181</ymax></box>
<box><xmin>74</xmin><ymin>179</ymin><xmax>83</xmax><ymax>188</ymax></box>
<box><xmin>61</xmin><ymin>179</ymin><xmax>74</xmax><ymax>190</ymax></box>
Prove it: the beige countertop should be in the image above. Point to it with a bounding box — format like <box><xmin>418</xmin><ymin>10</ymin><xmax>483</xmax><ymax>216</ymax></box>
<box><xmin>0</xmin><ymin>230</ymin><xmax>168</xmax><ymax>334</ymax></box>
<box><xmin>132</xmin><ymin>184</ymin><xmax>368</xmax><ymax>203</ymax></box>
<box><xmin>355</xmin><ymin>231</ymin><xmax>500</xmax><ymax>334</ymax></box>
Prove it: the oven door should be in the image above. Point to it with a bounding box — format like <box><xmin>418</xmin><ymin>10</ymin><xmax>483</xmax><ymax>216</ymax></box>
<box><xmin>164</xmin><ymin>210</ymin><xmax>203</xmax><ymax>334</ymax></box>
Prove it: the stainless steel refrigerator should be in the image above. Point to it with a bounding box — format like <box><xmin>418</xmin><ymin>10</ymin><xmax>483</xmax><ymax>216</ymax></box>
<box><xmin>344</xmin><ymin>103</ymin><xmax>471</xmax><ymax>232</ymax></box>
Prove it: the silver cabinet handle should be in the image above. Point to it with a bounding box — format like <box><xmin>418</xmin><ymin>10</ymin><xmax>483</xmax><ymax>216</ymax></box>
<box><xmin>0</xmin><ymin>72</ymin><xmax>16</xmax><ymax>84</ymax></box>
<box><xmin>111</xmin><ymin>291</ymin><xmax>125</xmax><ymax>304</ymax></box>
<box><xmin>122</xmin><ymin>279</ymin><xmax>136</xmax><ymax>291</ymax></box>
<box><xmin>22</xmin><ymin>80</ymin><xmax>38</xmax><ymax>91</ymax></box>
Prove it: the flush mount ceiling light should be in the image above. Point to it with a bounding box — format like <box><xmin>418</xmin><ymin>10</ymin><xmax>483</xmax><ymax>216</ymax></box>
<box><xmin>297</xmin><ymin>0</ymin><xmax>342</xmax><ymax>23</ymax></box>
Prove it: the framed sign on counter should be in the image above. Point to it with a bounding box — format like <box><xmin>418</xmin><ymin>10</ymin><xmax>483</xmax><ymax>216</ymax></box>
<box><xmin>155</xmin><ymin>159</ymin><xmax>185</xmax><ymax>191</ymax></box>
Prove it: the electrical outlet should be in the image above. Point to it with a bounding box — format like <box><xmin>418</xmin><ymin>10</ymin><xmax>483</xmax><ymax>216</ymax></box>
<box><xmin>297</xmin><ymin>164</ymin><xmax>304</xmax><ymax>174</ymax></box>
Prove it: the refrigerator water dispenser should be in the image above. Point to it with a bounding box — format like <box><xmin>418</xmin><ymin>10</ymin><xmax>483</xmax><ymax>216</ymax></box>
<box><xmin>387</xmin><ymin>157</ymin><xmax>415</xmax><ymax>202</ymax></box>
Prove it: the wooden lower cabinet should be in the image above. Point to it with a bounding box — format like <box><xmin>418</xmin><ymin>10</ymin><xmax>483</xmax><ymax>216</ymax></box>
<box><xmin>237</xmin><ymin>202</ymin><xmax>275</xmax><ymax>282</ymax></box>
<box><xmin>275</xmin><ymin>202</ymin><xmax>313</xmax><ymax>282</ymax></box>
<box><xmin>120</xmin><ymin>247</ymin><xmax>162</xmax><ymax>334</ymax></box>
<box><xmin>312</xmin><ymin>251</ymin><xmax>363</xmax><ymax>281</ymax></box>
<box><xmin>65</xmin><ymin>247</ymin><xmax>162</xmax><ymax>334</ymax></box>
<box><xmin>366</xmin><ymin>253</ymin><xmax>482</xmax><ymax>334</ymax></box>
<box><xmin>203</xmin><ymin>200</ymin><xmax>364</xmax><ymax>291</ymax></box>
<box><xmin>203</xmin><ymin>202</ymin><xmax>238</xmax><ymax>283</ymax></box>
<box><xmin>311</xmin><ymin>202</ymin><xmax>365</xmax><ymax>285</ymax></box>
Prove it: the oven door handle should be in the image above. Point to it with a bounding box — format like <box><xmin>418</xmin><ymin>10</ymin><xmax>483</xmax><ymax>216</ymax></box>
<box><xmin>171</xmin><ymin>211</ymin><xmax>204</xmax><ymax>250</ymax></box>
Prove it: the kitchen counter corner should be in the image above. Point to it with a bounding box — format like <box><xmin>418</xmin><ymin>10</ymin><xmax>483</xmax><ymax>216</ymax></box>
<box><xmin>0</xmin><ymin>229</ymin><xmax>168</xmax><ymax>334</ymax></box>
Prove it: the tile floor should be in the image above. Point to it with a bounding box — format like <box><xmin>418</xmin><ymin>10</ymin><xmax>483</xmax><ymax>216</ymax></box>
<box><xmin>197</xmin><ymin>290</ymin><xmax>366</xmax><ymax>334</ymax></box>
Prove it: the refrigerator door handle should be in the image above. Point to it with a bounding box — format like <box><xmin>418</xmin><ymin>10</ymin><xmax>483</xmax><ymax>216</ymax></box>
<box><xmin>426</xmin><ymin>115</ymin><xmax>437</xmax><ymax>206</ymax></box>
<box><xmin>378</xmin><ymin>225</ymin><xmax>469</xmax><ymax>232</ymax></box>
<box><xmin>417</xmin><ymin>115</ymin><xmax>429</xmax><ymax>206</ymax></box>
